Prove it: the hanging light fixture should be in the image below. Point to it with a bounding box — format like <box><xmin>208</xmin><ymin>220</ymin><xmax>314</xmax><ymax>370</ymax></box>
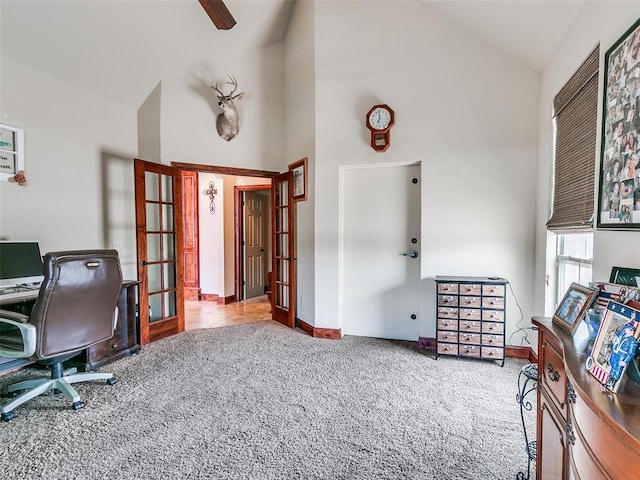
<box><xmin>202</xmin><ymin>180</ymin><xmax>218</xmax><ymax>214</ymax></box>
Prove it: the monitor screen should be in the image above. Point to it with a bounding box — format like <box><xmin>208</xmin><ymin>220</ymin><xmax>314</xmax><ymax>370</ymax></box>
<box><xmin>0</xmin><ymin>241</ymin><xmax>44</xmax><ymax>289</ymax></box>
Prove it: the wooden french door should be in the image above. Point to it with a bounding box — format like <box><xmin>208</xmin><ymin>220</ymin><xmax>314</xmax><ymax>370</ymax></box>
<box><xmin>181</xmin><ymin>171</ymin><xmax>200</xmax><ymax>301</ymax></box>
<box><xmin>134</xmin><ymin>158</ymin><xmax>185</xmax><ymax>345</ymax></box>
<box><xmin>271</xmin><ymin>171</ymin><xmax>295</xmax><ymax>328</ymax></box>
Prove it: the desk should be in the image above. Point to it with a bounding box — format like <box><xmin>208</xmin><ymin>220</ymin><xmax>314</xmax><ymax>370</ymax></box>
<box><xmin>0</xmin><ymin>281</ymin><xmax>140</xmax><ymax>375</ymax></box>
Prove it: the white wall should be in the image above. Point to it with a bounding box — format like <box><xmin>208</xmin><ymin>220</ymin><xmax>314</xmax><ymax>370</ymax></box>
<box><xmin>312</xmin><ymin>2</ymin><xmax>539</xmax><ymax>342</ymax></box>
<box><xmin>138</xmin><ymin>82</ymin><xmax>162</xmax><ymax>162</ymax></box>
<box><xmin>158</xmin><ymin>44</ymin><xmax>285</xmax><ymax>171</ymax></box>
<box><xmin>0</xmin><ymin>56</ymin><xmax>138</xmax><ymax>279</ymax></box>
<box><xmin>284</xmin><ymin>0</ymin><xmax>316</xmax><ymax>323</ymax></box>
<box><xmin>198</xmin><ymin>172</ymin><xmax>225</xmax><ymax>296</ymax></box>
<box><xmin>535</xmin><ymin>2</ymin><xmax>640</xmax><ymax>319</ymax></box>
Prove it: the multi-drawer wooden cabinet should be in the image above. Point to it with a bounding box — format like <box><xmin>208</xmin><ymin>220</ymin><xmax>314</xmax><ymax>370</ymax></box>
<box><xmin>532</xmin><ymin>317</ymin><xmax>640</xmax><ymax>480</ymax></box>
<box><xmin>435</xmin><ymin>276</ymin><xmax>507</xmax><ymax>366</ymax></box>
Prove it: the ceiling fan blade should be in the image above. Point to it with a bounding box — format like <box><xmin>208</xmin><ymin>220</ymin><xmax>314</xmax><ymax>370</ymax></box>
<box><xmin>198</xmin><ymin>0</ymin><xmax>236</xmax><ymax>30</ymax></box>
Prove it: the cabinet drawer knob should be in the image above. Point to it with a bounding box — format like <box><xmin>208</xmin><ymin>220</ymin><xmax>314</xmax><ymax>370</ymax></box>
<box><xmin>546</xmin><ymin>363</ymin><xmax>560</xmax><ymax>382</ymax></box>
<box><xmin>112</xmin><ymin>343</ymin><xmax>119</xmax><ymax>349</ymax></box>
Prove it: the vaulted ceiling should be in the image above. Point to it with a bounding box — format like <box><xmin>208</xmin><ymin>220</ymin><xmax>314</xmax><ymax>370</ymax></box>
<box><xmin>0</xmin><ymin>0</ymin><xmax>585</xmax><ymax>109</ymax></box>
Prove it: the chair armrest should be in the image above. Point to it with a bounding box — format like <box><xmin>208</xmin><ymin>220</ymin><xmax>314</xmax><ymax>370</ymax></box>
<box><xmin>0</xmin><ymin>309</ymin><xmax>29</xmax><ymax>323</ymax></box>
<box><xmin>0</xmin><ymin>315</ymin><xmax>36</xmax><ymax>358</ymax></box>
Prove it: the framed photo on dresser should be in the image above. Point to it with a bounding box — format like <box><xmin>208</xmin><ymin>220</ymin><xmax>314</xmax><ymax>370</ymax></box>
<box><xmin>553</xmin><ymin>282</ymin><xmax>598</xmax><ymax>334</ymax></box>
<box><xmin>586</xmin><ymin>301</ymin><xmax>640</xmax><ymax>393</ymax></box>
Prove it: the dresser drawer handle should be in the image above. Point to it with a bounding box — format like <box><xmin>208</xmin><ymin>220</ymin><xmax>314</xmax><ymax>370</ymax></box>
<box><xmin>566</xmin><ymin>422</ymin><xmax>576</xmax><ymax>446</ymax></box>
<box><xmin>546</xmin><ymin>363</ymin><xmax>560</xmax><ymax>382</ymax></box>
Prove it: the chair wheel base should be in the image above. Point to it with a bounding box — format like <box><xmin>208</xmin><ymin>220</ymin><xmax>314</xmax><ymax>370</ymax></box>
<box><xmin>106</xmin><ymin>377</ymin><xmax>117</xmax><ymax>386</ymax></box>
<box><xmin>1</xmin><ymin>411</ymin><xmax>16</xmax><ymax>422</ymax></box>
<box><xmin>71</xmin><ymin>401</ymin><xmax>85</xmax><ymax>411</ymax></box>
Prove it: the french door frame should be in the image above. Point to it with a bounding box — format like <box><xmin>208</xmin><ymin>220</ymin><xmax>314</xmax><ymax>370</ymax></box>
<box><xmin>170</xmin><ymin>163</ymin><xmax>296</xmax><ymax>328</ymax></box>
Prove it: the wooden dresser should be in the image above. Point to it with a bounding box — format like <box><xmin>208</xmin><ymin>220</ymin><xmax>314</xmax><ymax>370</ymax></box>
<box><xmin>532</xmin><ymin>317</ymin><xmax>640</xmax><ymax>479</ymax></box>
<box><xmin>435</xmin><ymin>276</ymin><xmax>507</xmax><ymax>366</ymax></box>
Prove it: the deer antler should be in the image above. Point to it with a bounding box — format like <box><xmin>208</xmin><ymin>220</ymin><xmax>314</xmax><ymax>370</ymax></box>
<box><xmin>225</xmin><ymin>75</ymin><xmax>238</xmax><ymax>96</ymax></box>
<box><xmin>211</xmin><ymin>82</ymin><xmax>224</xmax><ymax>97</ymax></box>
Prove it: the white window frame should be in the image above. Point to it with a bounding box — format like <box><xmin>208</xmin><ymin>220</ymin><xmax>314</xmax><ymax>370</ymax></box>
<box><xmin>0</xmin><ymin>124</ymin><xmax>25</xmax><ymax>182</ymax></box>
<box><xmin>555</xmin><ymin>232</ymin><xmax>593</xmax><ymax>307</ymax></box>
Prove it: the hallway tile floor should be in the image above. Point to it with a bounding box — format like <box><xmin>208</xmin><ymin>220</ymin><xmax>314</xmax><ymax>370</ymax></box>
<box><xmin>184</xmin><ymin>295</ymin><xmax>272</xmax><ymax>330</ymax></box>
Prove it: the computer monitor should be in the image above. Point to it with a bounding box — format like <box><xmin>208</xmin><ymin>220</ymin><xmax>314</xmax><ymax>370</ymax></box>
<box><xmin>0</xmin><ymin>241</ymin><xmax>44</xmax><ymax>289</ymax></box>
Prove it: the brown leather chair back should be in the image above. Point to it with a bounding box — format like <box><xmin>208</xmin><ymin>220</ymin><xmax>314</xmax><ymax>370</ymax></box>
<box><xmin>30</xmin><ymin>250</ymin><xmax>123</xmax><ymax>359</ymax></box>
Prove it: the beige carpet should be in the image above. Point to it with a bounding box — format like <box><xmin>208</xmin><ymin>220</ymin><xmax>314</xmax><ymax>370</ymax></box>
<box><xmin>0</xmin><ymin>321</ymin><xmax>532</xmax><ymax>479</ymax></box>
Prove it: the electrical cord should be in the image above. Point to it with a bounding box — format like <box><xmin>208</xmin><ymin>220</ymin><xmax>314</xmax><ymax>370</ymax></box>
<box><xmin>507</xmin><ymin>281</ymin><xmax>535</xmax><ymax>347</ymax></box>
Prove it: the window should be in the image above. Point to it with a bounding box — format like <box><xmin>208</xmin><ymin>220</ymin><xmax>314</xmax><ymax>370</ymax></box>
<box><xmin>556</xmin><ymin>232</ymin><xmax>593</xmax><ymax>304</ymax></box>
<box><xmin>547</xmin><ymin>46</ymin><xmax>599</xmax><ymax>309</ymax></box>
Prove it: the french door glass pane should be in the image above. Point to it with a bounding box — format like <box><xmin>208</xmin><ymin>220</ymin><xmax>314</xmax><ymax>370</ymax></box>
<box><xmin>145</xmin><ymin>172</ymin><xmax>159</xmax><ymax>201</ymax></box>
<box><xmin>164</xmin><ymin>291</ymin><xmax>177</xmax><ymax>317</ymax></box>
<box><xmin>162</xmin><ymin>234</ymin><xmax>175</xmax><ymax>260</ymax></box>
<box><xmin>163</xmin><ymin>262</ymin><xmax>176</xmax><ymax>289</ymax></box>
<box><xmin>161</xmin><ymin>174</ymin><xmax>173</xmax><ymax>202</ymax></box>
<box><xmin>162</xmin><ymin>204</ymin><xmax>174</xmax><ymax>232</ymax></box>
<box><xmin>146</xmin><ymin>204</ymin><xmax>160</xmax><ymax>231</ymax></box>
<box><xmin>148</xmin><ymin>264</ymin><xmax>161</xmax><ymax>292</ymax></box>
<box><xmin>278</xmin><ymin>285</ymin><xmax>289</xmax><ymax>308</ymax></box>
<box><xmin>147</xmin><ymin>234</ymin><xmax>161</xmax><ymax>262</ymax></box>
<box><xmin>149</xmin><ymin>293</ymin><xmax>162</xmax><ymax>323</ymax></box>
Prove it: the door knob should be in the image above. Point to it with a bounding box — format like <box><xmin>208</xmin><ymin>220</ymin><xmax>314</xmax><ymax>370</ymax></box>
<box><xmin>402</xmin><ymin>250</ymin><xmax>419</xmax><ymax>259</ymax></box>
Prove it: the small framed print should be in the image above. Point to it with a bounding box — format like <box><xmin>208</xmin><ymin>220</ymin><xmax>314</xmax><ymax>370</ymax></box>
<box><xmin>289</xmin><ymin>157</ymin><xmax>307</xmax><ymax>202</ymax></box>
<box><xmin>586</xmin><ymin>301</ymin><xmax>640</xmax><ymax>393</ymax></box>
<box><xmin>0</xmin><ymin>124</ymin><xmax>24</xmax><ymax>182</ymax></box>
<box><xmin>552</xmin><ymin>282</ymin><xmax>598</xmax><ymax>334</ymax></box>
<box><xmin>609</xmin><ymin>266</ymin><xmax>640</xmax><ymax>287</ymax></box>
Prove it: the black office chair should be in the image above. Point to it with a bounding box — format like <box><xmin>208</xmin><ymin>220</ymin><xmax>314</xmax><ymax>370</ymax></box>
<box><xmin>0</xmin><ymin>250</ymin><xmax>123</xmax><ymax>421</ymax></box>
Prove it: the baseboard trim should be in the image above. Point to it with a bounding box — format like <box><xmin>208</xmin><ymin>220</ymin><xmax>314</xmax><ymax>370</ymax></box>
<box><xmin>221</xmin><ymin>295</ymin><xmax>235</xmax><ymax>305</ymax></box>
<box><xmin>199</xmin><ymin>294</ymin><xmax>219</xmax><ymax>302</ymax></box>
<box><xmin>418</xmin><ymin>337</ymin><xmax>436</xmax><ymax>350</ymax></box>
<box><xmin>199</xmin><ymin>294</ymin><xmax>235</xmax><ymax>304</ymax></box>
<box><xmin>505</xmin><ymin>346</ymin><xmax>538</xmax><ymax>363</ymax></box>
<box><xmin>296</xmin><ymin>318</ymin><xmax>342</xmax><ymax>339</ymax></box>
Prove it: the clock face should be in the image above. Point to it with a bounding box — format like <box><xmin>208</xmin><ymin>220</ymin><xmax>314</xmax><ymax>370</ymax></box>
<box><xmin>368</xmin><ymin>107</ymin><xmax>392</xmax><ymax>130</ymax></box>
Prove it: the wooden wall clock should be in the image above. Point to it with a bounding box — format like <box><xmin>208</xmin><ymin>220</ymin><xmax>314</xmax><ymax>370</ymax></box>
<box><xmin>366</xmin><ymin>104</ymin><xmax>394</xmax><ymax>152</ymax></box>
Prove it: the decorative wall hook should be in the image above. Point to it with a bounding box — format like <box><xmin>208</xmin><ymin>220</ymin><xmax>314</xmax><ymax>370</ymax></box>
<box><xmin>203</xmin><ymin>180</ymin><xmax>218</xmax><ymax>214</ymax></box>
<box><xmin>8</xmin><ymin>170</ymin><xmax>27</xmax><ymax>186</ymax></box>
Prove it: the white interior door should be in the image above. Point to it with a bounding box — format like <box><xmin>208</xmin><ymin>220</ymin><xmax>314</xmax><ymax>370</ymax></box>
<box><xmin>243</xmin><ymin>190</ymin><xmax>267</xmax><ymax>299</ymax></box>
<box><xmin>342</xmin><ymin>163</ymin><xmax>421</xmax><ymax>340</ymax></box>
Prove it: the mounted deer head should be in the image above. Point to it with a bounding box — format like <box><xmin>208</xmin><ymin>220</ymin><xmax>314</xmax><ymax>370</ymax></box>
<box><xmin>211</xmin><ymin>75</ymin><xmax>245</xmax><ymax>141</ymax></box>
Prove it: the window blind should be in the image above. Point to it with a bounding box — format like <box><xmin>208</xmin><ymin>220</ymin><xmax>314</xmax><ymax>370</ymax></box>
<box><xmin>547</xmin><ymin>45</ymin><xmax>600</xmax><ymax>232</ymax></box>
